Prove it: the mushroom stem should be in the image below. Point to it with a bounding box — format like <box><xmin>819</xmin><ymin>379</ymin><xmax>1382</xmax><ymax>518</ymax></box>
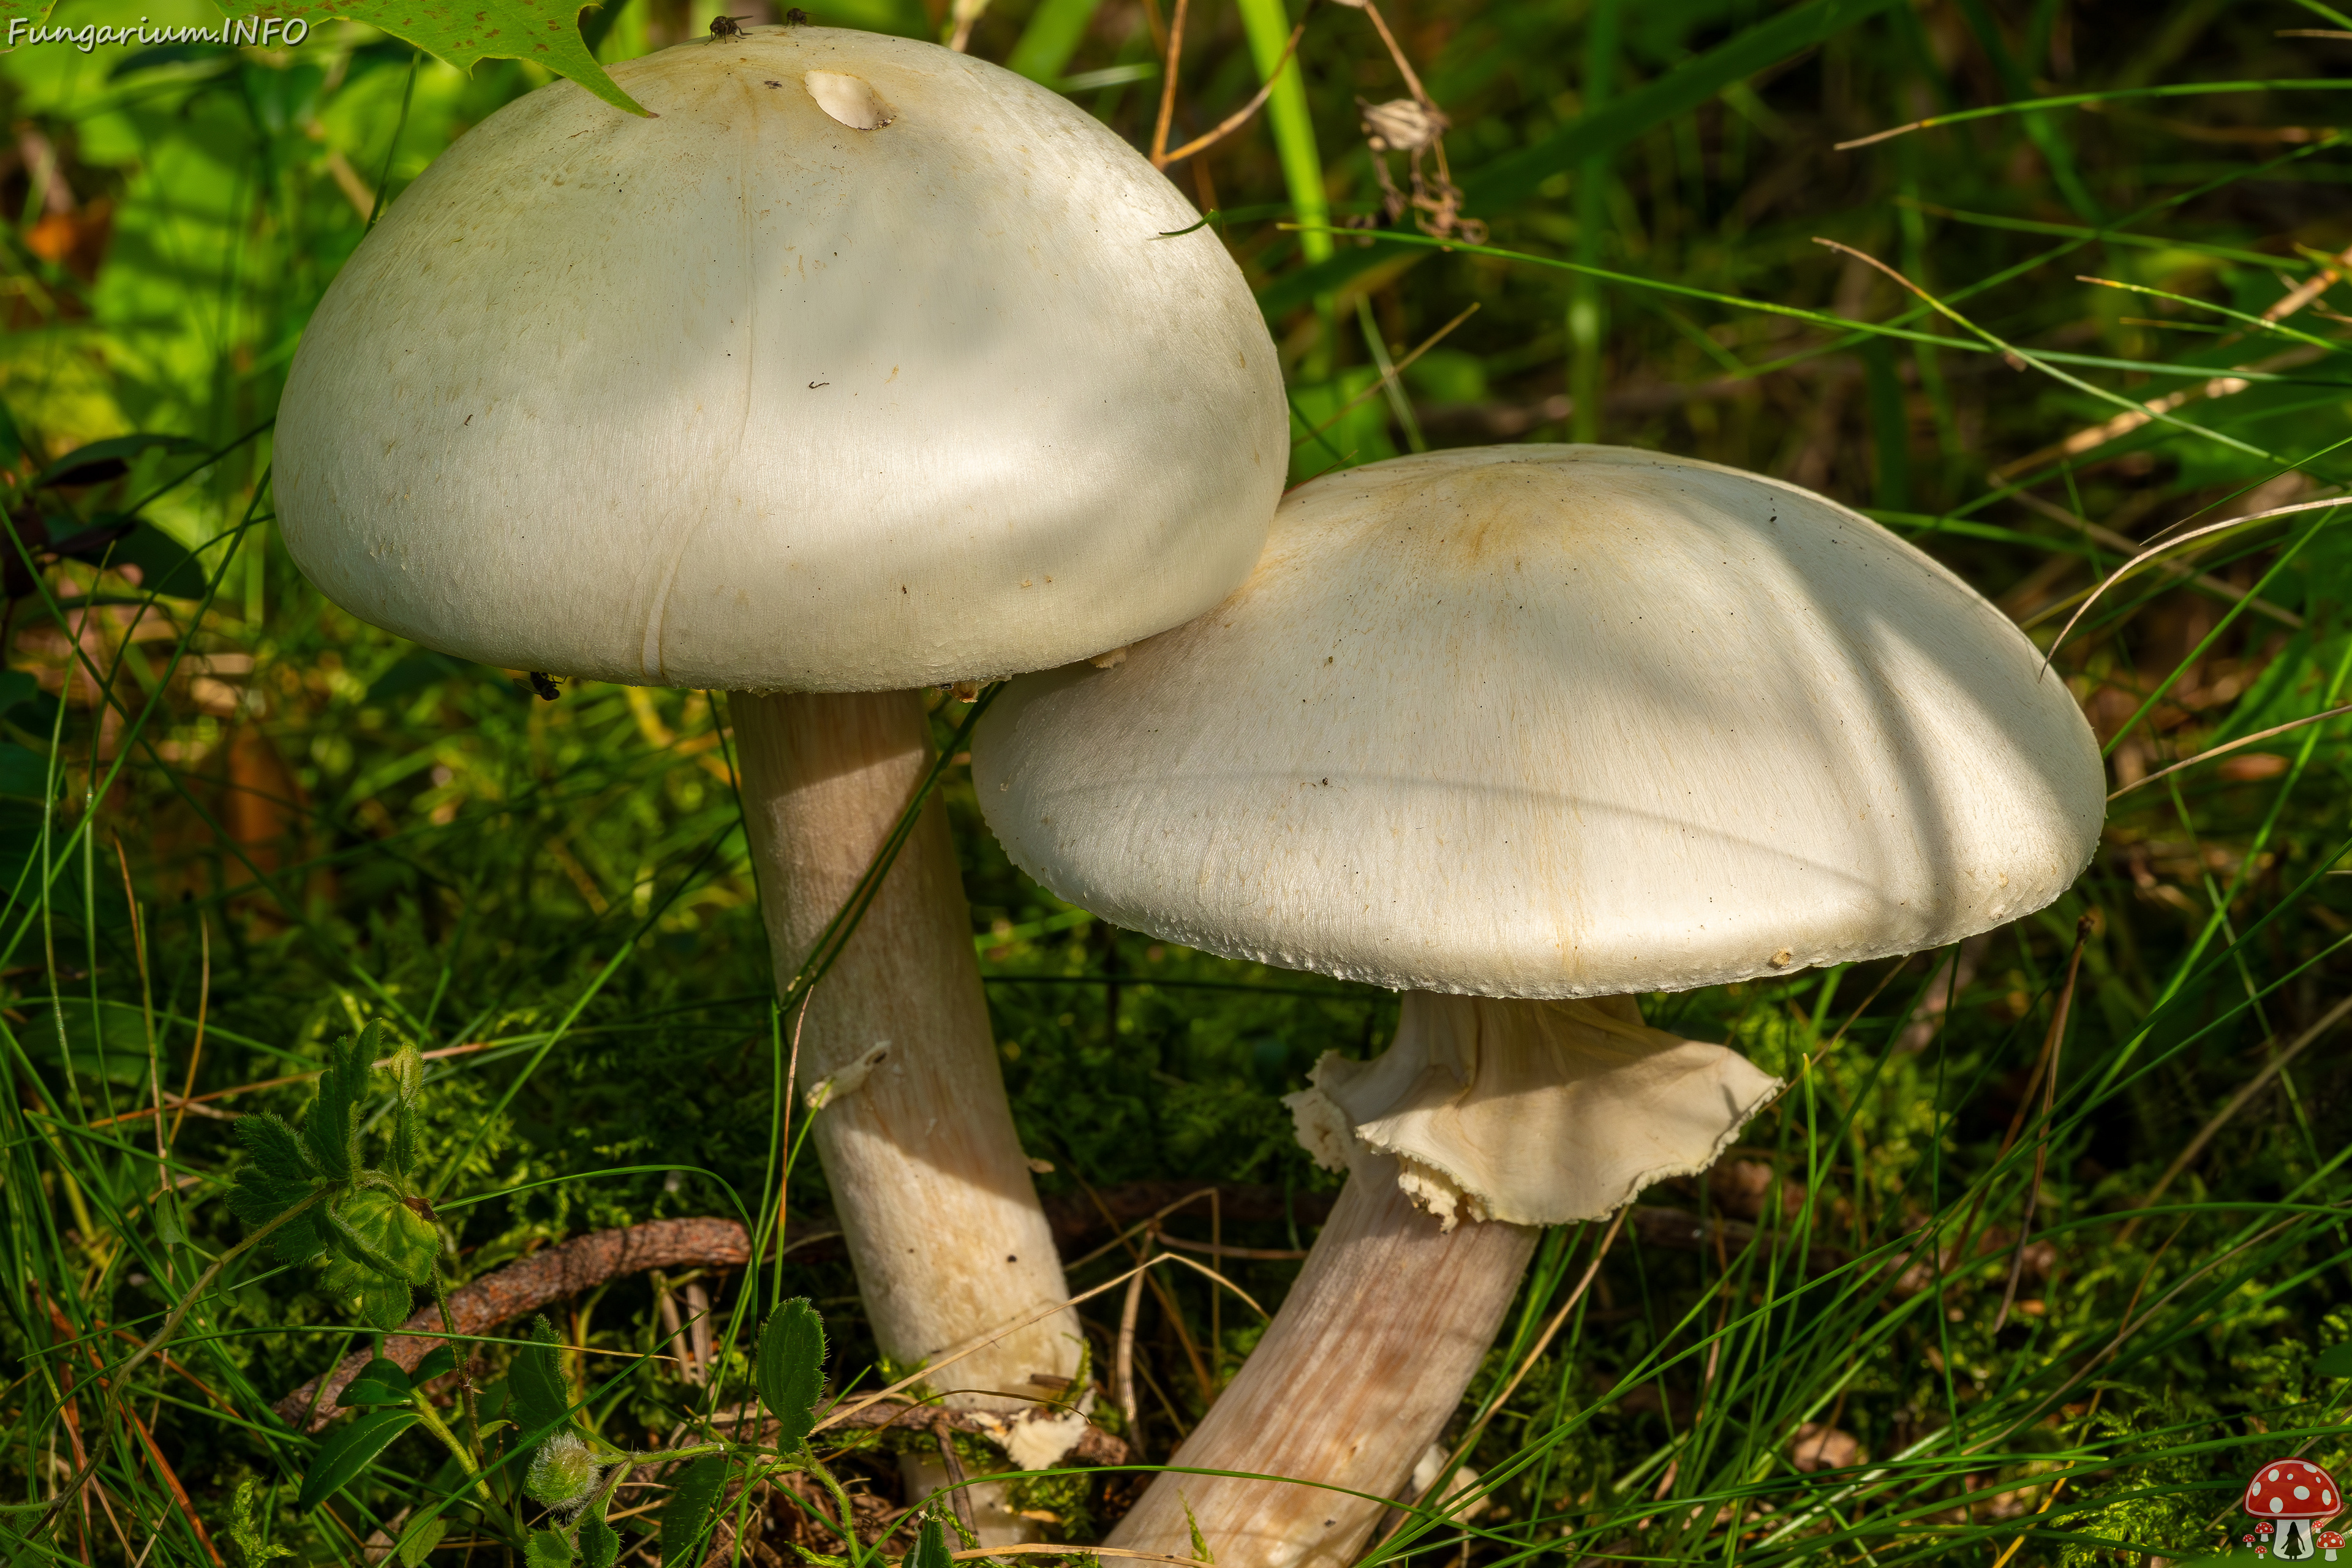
<box><xmin>1107</xmin><ymin>991</ymin><xmax>1777</xmax><ymax>1568</ymax></box>
<box><xmin>1106</xmin><ymin>1156</ymin><xmax>1537</xmax><ymax>1568</ymax></box>
<box><xmin>732</xmin><ymin>690</ymin><xmax>1081</xmax><ymax>1428</ymax></box>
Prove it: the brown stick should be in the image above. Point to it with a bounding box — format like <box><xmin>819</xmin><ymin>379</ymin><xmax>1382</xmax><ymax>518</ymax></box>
<box><xmin>273</xmin><ymin>1216</ymin><xmax>767</xmax><ymax>1429</ymax></box>
<box><xmin>271</xmin><ymin>1186</ymin><xmax>1333</xmax><ymax>1433</ymax></box>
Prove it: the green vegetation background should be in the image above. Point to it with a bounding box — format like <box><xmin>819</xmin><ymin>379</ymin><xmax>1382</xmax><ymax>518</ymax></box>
<box><xmin>2</xmin><ymin>0</ymin><xmax>2350</xmax><ymax>1563</ymax></box>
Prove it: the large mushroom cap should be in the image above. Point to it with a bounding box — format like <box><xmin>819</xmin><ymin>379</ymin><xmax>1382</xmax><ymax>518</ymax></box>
<box><xmin>976</xmin><ymin>445</ymin><xmax>2106</xmax><ymax>998</ymax></box>
<box><xmin>276</xmin><ymin>29</ymin><xmax>1284</xmax><ymax>692</ymax></box>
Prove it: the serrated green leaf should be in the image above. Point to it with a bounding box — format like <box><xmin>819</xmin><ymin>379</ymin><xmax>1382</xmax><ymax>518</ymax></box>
<box><xmin>325</xmin><ymin>1189</ymin><xmax>441</xmax><ymax>1286</ymax></box>
<box><xmin>388</xmin><ymin>1039</ymin><xmax>424</xmax><ymax>1106</ymax></box>
<box><xmin>526</xmin><ymin>1528</ymin><xmax>575</xmax><ymax>1568</ymax></box>
<box><xmin>320</xmin><ymin>1200</ymin><xmax>420</xmax><ymax>1327</ymax></box>
<box><xmin>337</xmin><ymin>1358</ymin><xmax>415</xmax><ymax>1407</ymax></box>
<box><xmin>390</xmin><ymin>1102</ymin><xmax>420</xmax><ymax>1178</ymax></box>
<box><xmin>225</xmin><ymin>1162</ymin><xmax>312</xmax><ymax>1229</ymax></box>
<box><xmin>358</xmin><ymin>1278</ymin><xmax>415</xmax><ymax>1332</ymax></box>
<box><xmin>579</xmin><ymin>1514</ymin><xmax>620</xmax><ymax>1568</ymax></box>
<box><xmin>510</xmin><ymin>1315</ymin><xmax>574</xmax><ymax>1445</ymax></box>
<box><xmin>393</xmin><ymin>1513</ymin><xmax>447</xmax><ymax>1568</ymax></box>
<box><xmin>298</xmin><ymin>1406</ymin><xmax>422</xmax><ymax>1510</ymax></box>
<box><xmin>234</xmin><ymin>1112</ymin><xmax>316</xmax><ymax>1184</ymax></box>
<box><xmin>247</xmin><ymin>0</ymin><xmax>648</xmax><ymax>118</ymax></box>
<box><xmin>225</xmin><ymin>1123</ymin><xmax>317</xmax><ymax>1232</ymax></box>
<box><xmin>660</xmin><ymin>1455</ymin><xmax>728</xmax><ymax>1557</ymax></box>
<box><xmin>276</xmin><ymin>1210</ymin><xmax>333</xmax><ymax>1267</ymax></box>
<box><xmin>412</xmin><ymin>1345</ymin><xmax>459</xmax><ymax>1384</ymax></box>
<box><xmin>304</xmin><ymin>1031</ymin><xmax>371</xmax><ymax>1182</ymax></box>
<box><xmin>228</xmin><ymin>1114</ymin><xmax>325</xmax><ymax>1259</ymax></box>
<box><xmin>911</xmin><ymin>1515</ymin><xmax>953</xmax><ymax>1568</ymax></box>
<box><xmin>2318</xmin><ymin>1341</ymin><xmax>2352</xmax><ymax>1378</ymax></box>
<box><xmin>755</xmin><ymin>1299</ymin><xmax>827</xmax><ymax>1453</ymax></box>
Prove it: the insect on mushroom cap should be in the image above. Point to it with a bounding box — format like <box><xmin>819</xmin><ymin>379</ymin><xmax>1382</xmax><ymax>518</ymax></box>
<box><xmin>274</xmin><ymin>30</ymin><xmax>1284</xmax><ymax>696</ymax></box>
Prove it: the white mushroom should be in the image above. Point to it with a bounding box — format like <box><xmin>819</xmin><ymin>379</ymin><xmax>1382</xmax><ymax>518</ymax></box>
<box><xmin>973</xmin><ymin>445</ymin><xmax>2105</xmax><ymax>1567</ymax></box>
<box><xmin>272</xmin><ymin>26</ymin><xmax>1285</xmax><ymax>1499</ymax></box>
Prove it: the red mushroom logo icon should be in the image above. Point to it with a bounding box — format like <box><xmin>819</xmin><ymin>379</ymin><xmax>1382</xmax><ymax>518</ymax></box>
<box><xmin>2245</xmin><ymin>1458</ymin><xmax>2342</xmax><ymax>1560</ymax></box>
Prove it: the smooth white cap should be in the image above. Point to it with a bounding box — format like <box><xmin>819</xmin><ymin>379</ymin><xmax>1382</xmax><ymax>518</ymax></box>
<box><xmin>975</xmin><ymin>445</ymin><xmax>2105</xmax><ymax>998</ymax></box>
<box><xmin>275</xmin><ymin>29</ymin><xmax>1284</xmax><ymax>692</ymax></box>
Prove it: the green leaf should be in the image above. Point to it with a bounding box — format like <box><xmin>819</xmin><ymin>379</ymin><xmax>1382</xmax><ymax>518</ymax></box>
<box><xmin>412</xmin><ymin>1345</ymin><xmax>459</xmax><ymax>1384</ymax></box>
<box><xmin>911</xmin><ymin>1516</ymin><xmax>954</xmax><ymax>1568</ymax></box>
<box><xmin>111</xmin><ymin>524</ymin><xmax>208</xmax><ymax>598</ymax></box>
<box><xmin>0</xmin><ymin>745</ymin><xmax>52</xmax><ymax>801</ymax></box>
<box><xmin>755</xmin><ymin>1300</ymin><xmax>827</xmax><ymax>1453</ymax></box>
<box><xmin>579</xmin><ymin>1515</ymin><xmax>620</xmax><ymax>1568</ymax></box>
<box><xmin>233</xmin><ymin>1112</ymin><xmax>317</xmax><ymax>1187</ymax></box>
<box><xmin>228</xmin><ymin>1114</ymin><xmax>325</xmax><ymax>1260</ymax></box>
<box><xmin>357</xmin><ymin>1278</ymin><xmax>416</xmax><ymax>1333</ymax></box>
<box><xmin>298</xmin><ymin>1407</ymin><xmax>423</xmax><ymax>1510</ymax></box>
<box><xmin>388</xmin><ymin>1039</ymin><xmax>425</xmax><ymax>1106</ymax></box>
<box><xmin>0</xmin><ymin>669</ymin><xmax>40</xmax><ymax>719</ymax></box>
<box><xmin>227</xmin><ymin>1479</ymin><xmax>293</xmax><ymax>1567</ymax></box>
<box><xmin>660</xmin><ymin>1455</ymin><xmax>728</xmax><ymax>1558</ymax></box>
<box><xmin>34</xmin><ymin>1000</ymin><xmax>156</xmax><ymax>1084</ymax></box>
<box><xmin>393</xmin><ymin>1513</ymin><xmax>447</xmax><ymax>1568</ymax></box>
<box><xmin>526</xmin><ymin>1528</ymin><xmax>575</xmax><ymax>1568</ymax></box>
<box><xmin>337</xmin><ymin>1358</ymin><xmax>415</xmax><ymax>1408</ymax></box>
<box><xmin>390</xmin><ymin>1102</ymin><xmax>420</xmax><ymax>1178</ymax></box>
<box><xmin>247</xmin><ymin>0</ymin><xmax>649</xmax><ymax>118</ymax></box>
<box><xmin>2317</xmin><ymin>1341</ymin><xmax>2352</xmax><ymax>1377</ymax></box>
<box><xmin>152</xmin><ymin>1188</ymin><xmax>189</xmax><ymax>1246</ymax></box>
<box><xmin>323</xmin><ymin>1189</ymin><xmax>441</xmax><ymax>1291</ymax></box>
<box><xmin>31</xmin><ymin>432</ymin><xmax>209</xmax><ymax>490</ymax></box>
<box><xmin>510</xmin><ymin>1315</ymin><xmax>575</xmax><ymax>1444</ymax></box>
<box><xmin>303</xmin><ymin>1030</ymin><xmax>371</xmax><ymax>1182</ymax></box>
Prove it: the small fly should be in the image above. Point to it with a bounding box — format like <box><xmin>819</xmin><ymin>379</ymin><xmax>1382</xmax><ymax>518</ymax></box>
<box><xmin>708</xmin><ymin>13</ymin><xmax>753</xmax><ymax>37</ymax></box>
<box><xmin>525</xmin><ymin>672</ymin><xmax>564</xmax><ymax>701</ymax></box>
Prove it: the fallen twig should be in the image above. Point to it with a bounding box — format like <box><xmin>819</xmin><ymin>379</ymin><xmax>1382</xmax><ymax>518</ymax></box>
<box><xmin>273</xmin><ymin>1216</ymin><xmax>779</xmax><ymax>1428</ymax></box>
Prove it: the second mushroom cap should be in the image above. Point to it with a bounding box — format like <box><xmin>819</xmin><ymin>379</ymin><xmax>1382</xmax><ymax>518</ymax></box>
<box><xmin>976</xmin><ymin>444</ymin><xmax>2106</xmax><ymax>1000</ymax></box>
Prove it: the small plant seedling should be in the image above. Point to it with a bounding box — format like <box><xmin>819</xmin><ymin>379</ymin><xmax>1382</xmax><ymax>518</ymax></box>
<box><xmin>227</xmin><ymin>1020</ymin><xmax>439</xmax><ymax>1335</ymax></box>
